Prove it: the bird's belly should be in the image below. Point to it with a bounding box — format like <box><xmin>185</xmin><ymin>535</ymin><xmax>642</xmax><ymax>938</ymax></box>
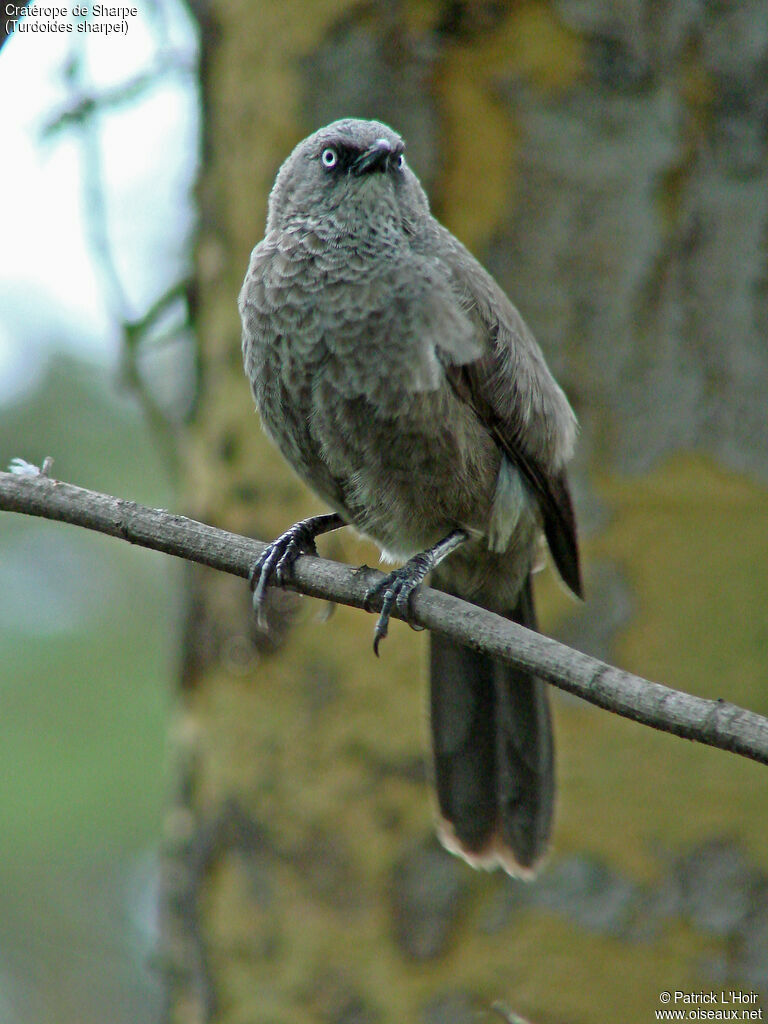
<box><xmin>309</xmin><ymin>378</ymin><xmax>500</xmax><ymax>559</ymax></box>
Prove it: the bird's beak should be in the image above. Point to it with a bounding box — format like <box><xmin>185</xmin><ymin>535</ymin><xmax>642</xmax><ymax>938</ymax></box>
<box><xmin>352</xmin><ymin>139</ymin><xmax>397</xmax><ymax>175</ymax></box>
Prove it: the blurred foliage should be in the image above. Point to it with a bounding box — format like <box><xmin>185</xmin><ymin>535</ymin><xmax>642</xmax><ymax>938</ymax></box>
<box><xmin>1</xmin><ymin>3</ymin><xmax>195</xmax><ymax>1022</ymax></box>
<box><xmin>0</xmin><ymin>355</ymin><xmax>179</xmax><ymax>1024</ymax></box>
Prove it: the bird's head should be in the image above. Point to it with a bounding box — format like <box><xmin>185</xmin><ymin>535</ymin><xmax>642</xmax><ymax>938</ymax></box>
<box><xmin>266</xmin><ymin>118</ymin><xmax>428</xmax><ymax>239</ymax></box>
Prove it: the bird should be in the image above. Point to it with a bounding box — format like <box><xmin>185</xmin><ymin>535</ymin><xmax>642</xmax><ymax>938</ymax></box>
<box><xmin>239</xmin><ymin>118</ymin><xmax>582</xmax><ymax>876</ymax></box>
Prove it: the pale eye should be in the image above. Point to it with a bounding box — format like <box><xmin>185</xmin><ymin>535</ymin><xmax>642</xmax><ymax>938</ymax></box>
<box><xmin>321</xmin><ymin>147</ymin><xmax>338</xmax><ymax>168</ymax></box>
<box><xmin>396</xmin><ymin>154</ymin><xmax>405</xmax><ymax>169</ymax></box>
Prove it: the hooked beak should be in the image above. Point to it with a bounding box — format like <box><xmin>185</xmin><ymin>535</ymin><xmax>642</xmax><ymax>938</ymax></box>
<box><xmin>352</xmin><ymin>138</ymin><xmax>398</xmax><ymax>175</ymax></box>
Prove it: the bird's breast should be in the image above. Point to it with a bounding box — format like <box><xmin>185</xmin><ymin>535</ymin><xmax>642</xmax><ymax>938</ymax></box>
<box><xmin>241</xmin><ymin>237</ymin><xmax>502</xmax><ymax>555</ymax></box>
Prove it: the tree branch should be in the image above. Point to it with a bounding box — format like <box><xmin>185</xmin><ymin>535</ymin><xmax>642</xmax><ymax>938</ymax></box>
<box><xmin>2</xmin><ymin>465</ymin><xmax>767</xmax><ymax>767</ymax></box>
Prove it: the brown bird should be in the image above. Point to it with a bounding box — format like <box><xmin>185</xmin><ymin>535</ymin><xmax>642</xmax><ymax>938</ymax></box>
<box><xmin>239</xmin><ymin>118</ymin><xmax>582</xmax><ymax>876</ymax></box>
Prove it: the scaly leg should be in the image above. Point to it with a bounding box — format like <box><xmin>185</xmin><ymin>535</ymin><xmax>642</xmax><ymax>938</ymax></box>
<box><xmin>364</xmin><ymin>529</ymin><xmax>468</xmax><ymax>655</ymax></box>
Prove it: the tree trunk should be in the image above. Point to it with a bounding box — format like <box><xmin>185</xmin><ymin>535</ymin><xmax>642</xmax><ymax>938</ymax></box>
<box><xmin>161</xmin><ymin>2</ymin><xmax>768</xmax><ymax>1021</ymax></box>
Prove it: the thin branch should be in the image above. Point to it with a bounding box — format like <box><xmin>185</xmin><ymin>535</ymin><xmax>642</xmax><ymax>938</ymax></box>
<box><xmin>42</xmin><ymin>35</ymin><xmax>195</xmax><ymax>479</ymax></box>
<box><xmin>2</xmin><ymin>466</ymin><xmax>768</xmax><ymax>767</ymax></box>
<box><xmin>42</xmin><ymin>54</ymin><xmax>196</xmax><ymax>138</ymax></box>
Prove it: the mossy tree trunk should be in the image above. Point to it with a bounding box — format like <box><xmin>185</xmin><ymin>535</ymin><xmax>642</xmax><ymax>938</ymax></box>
<box><xmin>162</xmin><ymin>3</ymin><xmax>768</xmax><ymax>1022</ymax></box>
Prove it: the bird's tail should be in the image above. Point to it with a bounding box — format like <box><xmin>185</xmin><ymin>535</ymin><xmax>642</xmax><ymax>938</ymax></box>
<box><xmin>428</xmin><ymin>576</ymin><xmax>554</xmax><ymax>876</ymax></box>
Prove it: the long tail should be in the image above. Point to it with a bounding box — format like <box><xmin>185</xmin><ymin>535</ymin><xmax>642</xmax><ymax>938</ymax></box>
<box><xmin>428</xmin><ymin>576</ymin><xmax>554</xmax><ymax>876</ymax></box>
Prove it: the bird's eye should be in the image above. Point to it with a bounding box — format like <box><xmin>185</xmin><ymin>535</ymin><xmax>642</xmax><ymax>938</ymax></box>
<box><xmin>396</xmin><ymin>154</ymin><xmax>405</xmax><ymax>169</ymax></box>
<box><xmin>321</xmin><ymin>147</ymin><xmax>338</xmax><ymax>168</ymax></box>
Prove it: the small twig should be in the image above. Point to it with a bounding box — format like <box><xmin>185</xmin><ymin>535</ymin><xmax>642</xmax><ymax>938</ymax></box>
<box><xmin>2</xmin><ymin>466</ymin><xmax>767</xmax><ymax>767</ymax></box>
<box><xmin>42</xmin><ymin>54</ymin><xmax>196</xmax><ymax>137</ymax></box>
<box><xmin>491</xmin><ymin>1002</ymin><xmax>534</xmax><ymax>1024</ymax></box>
<box><xmin>44</xmin><ymin>42</ymin><xmax>192</xmax><ymax>478</ymax></box>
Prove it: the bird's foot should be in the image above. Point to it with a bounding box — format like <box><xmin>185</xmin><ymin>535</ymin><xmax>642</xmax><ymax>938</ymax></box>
<box><xmin>364</xmin><ymin>552</ymin><xmax>433</xmax><ymax>656</ymax></box>
<box><xmin>250</xmin><ymin>514</ymin><xmax>343</xmax><ymax>627</ymax></box>
<box><xmin>362</xmin><ymin>529</ymin><xmax>469</xmax><ymax>655</ymax></box>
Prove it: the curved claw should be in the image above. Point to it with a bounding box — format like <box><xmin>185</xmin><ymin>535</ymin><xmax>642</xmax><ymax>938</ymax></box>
<box><xmin>365</xmin><ymin>555</ymin><xmax>431</xmax><ymax>655</ymax></box>
<box><xmin>249</xmin><ymin>546</ymin><xmax>281</xmax><ymax>627</ymax></box>
<box><xmin>370</xmin><ymin>582</ymin><xmax>399</xmax><ymax>656</ymax></box>
<box><xmin>249</xmin><ymin>521</ymin><xmax>321</xmax><ymax>627</ymax></box>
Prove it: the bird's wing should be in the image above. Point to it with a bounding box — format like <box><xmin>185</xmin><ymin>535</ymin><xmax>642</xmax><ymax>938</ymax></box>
<box><xmin>429</xmin><ymin>224</ymin><xmax>583</xmax><ymax>599</ymax></box>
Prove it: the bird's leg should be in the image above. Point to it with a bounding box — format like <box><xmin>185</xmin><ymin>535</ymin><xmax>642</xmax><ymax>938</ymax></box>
<box><xmin>250</xmin><ymin>512</ymin><xmax>346</xmax><ymax>626</ymax></box>
<box><xmin>364</xmin><ymin>529</ymin><xmax>468</xmax><ymax>655</ymax></box>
